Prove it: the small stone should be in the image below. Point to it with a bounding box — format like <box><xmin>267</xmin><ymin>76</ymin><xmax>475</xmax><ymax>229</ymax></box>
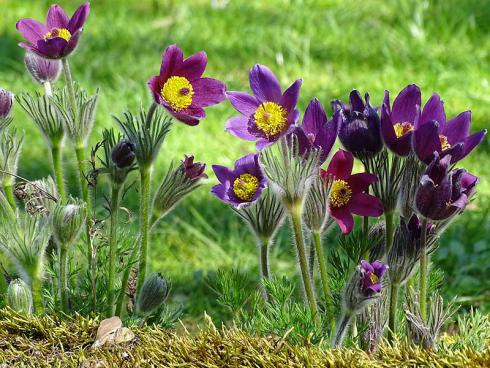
<box><xmin>114</xmin><ymin>327</ymin><xmax>135</xmax><ymax>344</ymax></box>
<box><xmin>92</xmin><ymin>316</ymin><xmax>122</xmax><ymax>348</ymax></box>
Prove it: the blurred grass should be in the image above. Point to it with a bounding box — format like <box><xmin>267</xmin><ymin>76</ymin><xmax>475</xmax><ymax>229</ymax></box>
<box><xmin>0</xmin><ymin>0</ymin><xmax>489</xmax><ymax>319</ymax></box>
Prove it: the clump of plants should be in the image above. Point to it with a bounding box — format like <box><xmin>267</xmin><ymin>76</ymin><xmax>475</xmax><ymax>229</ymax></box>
<box><xmin>0</xmin><ymin>0</ymin><xmax>487</xmax><ymax>358</ymax></box>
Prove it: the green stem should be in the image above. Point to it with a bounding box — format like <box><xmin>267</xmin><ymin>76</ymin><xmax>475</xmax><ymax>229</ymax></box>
<box><xmin>258</xmin><ymin>239</ymin><xmax>271</xmax><ymax>301</ymax></box>
<box><xmin>75</xmin><ymin>146</ymin><xmax>93</xmax><ymax>267</ymax></box>
<box><xmin>312</xmin><ymin>231</ymin><xmax>334</xmax><ymax>332</ymax></box>
<box><xmin>332</xmin><ymin>311</ymin><xmax>353</xmax><ymax>347</ymax></box>
<box><xmin>59</xmin><ymin>244</ymin><xmax>69</xmax><ymax>313</ymax></box>
<box><xmin>107</xmin><ymin>184</ymin><xmax>121</xmax><ymax>317</ymax></box>
<box><xmin>3</xmin><ymin>183</ymin><xmax>15</xmax><ymax>209</ymax></box>
<box><xmin>419</xmin><ymin>218</ymin><xmax>428</xmax><ymax>321</ymax></box>
<box><xmin>31</xmin><ymin>275</ymin><xmax>44</xmax><ymax>314</ymax></box>
<box><xmin>308</xmin><ymin>237</ymin><xmax>315</xmax><ymax>280</ymax></box>
<box><xmin>43</xmin><ymin>81</ymin><xmax>52</xmax><ymax>97</ymax></box>
<box><xmin>51</xmin><ymin>143</ymin><xmax>66</xmax><ymax>201</ymax></box>
<box><xmin>290</xmin><ymin>207</ymin><xmax>318</xmax><ymax>321</ymax></box>
<box><xmin>384</xmin><ymin>212</ymin><xmax>395</xmax><ymax>255</ymax></box>
<box><xmin>61</xmin><ymin>58</ymin><xmax>78</xmax><ymax>119</ymax></box>
<box><xmin>115</xmin><ymin>244</ymin><xmax>138</xmax><ymax>316</ymax></box>
<box><xmin>388</xmin><ymin>282</ymin><xmax>400</xmax><ymax>340</ymax></box>
<box><xmin>136</xmin><ymin>168</ymin><xmax>152</xmax><ymax>293</ymax></box>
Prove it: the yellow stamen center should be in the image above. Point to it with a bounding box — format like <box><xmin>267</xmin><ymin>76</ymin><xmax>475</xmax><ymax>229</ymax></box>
<box><xmin>161</xmin><ymin>76</ymin><xmax>194</xmax><ymax>112</ymax></box>
<box><xmin>393</xmin><ymin>122</ymin><xmax>414</xmax><ymax>138</ymax></box>
<box><xmin>369</xmin><ymin>272</ymin><xmax>379</xmax><ymax>284</ymax></box>
<box><xmin>439</xmin><ymin>134</ymin><xmax>451</xmax><ymax>151</ymax></box>
<box><xmin>233</xmin><ymin>173</ymin><xmax>260</xmax><ymax>202</ymax></box>
<box><xmin>329</xmin><ymin>179</ymin><xmax>352</xmax><ymax>208</ymax></box>
<box><xmin>44</xmin><ymin>28</ymin><xmax>71</xmax><ymax>42</ymax></box>
<box><xmin>253</xmin><ymin>102</ymin><xmax>287</xmax><ymax>137</ymax></box>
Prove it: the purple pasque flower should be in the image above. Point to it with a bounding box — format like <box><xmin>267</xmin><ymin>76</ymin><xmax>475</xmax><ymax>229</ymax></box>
<box><xmin>226</xmin><ymin>64</ymin><xmax>301</xmax><ymax>150</ymax></box>
<box><xmin>181</xmin><ymin>155</ymin><xmax>207</xmax><ymax>180</ymax></box>
<box><xmin>415</xmin><ymin>152</ymin><xmax>478</xmax><ymax>221</ymax></box>
<box><xmin>148</xmin><ymin>45</ymin><xmax>226</xmax><ymax>126</ymax></box>
<box><xmin>16</xmin><ymin>2</ymin><xmax>90</xmax><ymax>59</ymax></box>
<box><xmin>111</xmin><ymin>139</ymin><xmax>136</xmax><ymax>169</ymax></box>
<box><xmin>381</xmin><ymin>84</ymin><xmax>420</xmax><ymax>156</ymax></box>
<box><xmin>24</xmin><ymin>51</ymin><xmax>61</xmax><ymax>84</ymax></box>
<box><xmin>320</xmin><ymin>149</ymin><xmax>383</xmax><ymax>235</ymax></box>
<box><xmin>334</xmin><ymin>90</ymin><xmax>383</xmax><ymax>159</ymax></box>
<box><xmin>211</xmin><ymin>153</ymin><xmax>267</xmax><ymax>207</ymax></box>
<box><xmin>360</xmin><ymin>260</ymin><xmax>388</xmax><ymax>294</ymax></box>
<box><xmin>0</xmin><ymin>89</ymin><xmax>14</xmax><ymax>119</ymax></box>
<box><xmin>413</xmin><ymin>93</ymin><xmax>487</xmax><ymax>164</ymax></box>
<box><xmin>289</xmin><ymin>98</ymin><xmax>340</xmax><ymax>164</ymax></box>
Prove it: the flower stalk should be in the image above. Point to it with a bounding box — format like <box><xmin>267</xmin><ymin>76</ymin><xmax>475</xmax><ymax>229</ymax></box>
<box><xmin>51</xmin><ymin>142</ymin><xmax>65</xmax><ymax>201</ymax></box>
<box><xmin>419</xmin><ymin>218</ymin><xmax>429</xmax><ymax>321</ymax></box>
<box><xmin>385</xmin><ymin>211</ymin><xmax>395</xmax><ymax>255</ymax></box>
<box><xmin>107</xmin><ymin>183</ymin><xmax>122</xmax><ymax>316</ymax></box>
<box><xmin>136</xmin><ymin>167</ymin><xmax>152</xmax><ymax>293</ymax></box>
<box><xmin>388</xmin><ymin>281</ymin><xmax>399</xmax><ymax>339</ymax></box>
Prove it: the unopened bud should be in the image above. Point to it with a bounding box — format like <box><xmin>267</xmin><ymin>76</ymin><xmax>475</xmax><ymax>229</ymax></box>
<box><xmin>111</xmin><ymin>139</ymin><xmax>136</xmax><ymax>169</ymax></box>
<box><xmin>6</xmin><ymin>279</ymin><xmax>33</xmax><ymax>314</ymax></box>
<box><xmin>135</xmin><ymin>273</ymin><xmax>170</xmax><ymax>316</ymax></box>
<box><xmin>24</xmin><ymin>52</ymin><xmax>61</xmax><ymax>84</ymax></box>
<box><xmin>0</xmin><ymin>89</ymin><xmax>14</xmax><ymax>120</ymax></box>
<box><xmin>52</xmin><ymin>200</ymin><xmax>86</xmax><ymax>245</ymax></box>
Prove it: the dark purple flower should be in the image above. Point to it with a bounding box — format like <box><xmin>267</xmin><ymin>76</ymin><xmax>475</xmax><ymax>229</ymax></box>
<box><xmin>181</xmin><ymin>155</ymin><xmax>207</xmax><ymax>180</ymax></box>
<box><xmin>24</xmin><ymin>51</ymin><xmax>61</xmax><ymax>84</ymax></box>
<box><xmin>211</xmin><ymin>154</ymin><xmax>267</xmax><ymax>207</ymax></box>
<box><xmin>413</xmin><ymin>93</ymin><xmax>487</xmax><ymax>163</ymax></box>
<box><xmin>226</xmin><ymin>64</ymin><xmax>301</xmax><ymax>150</ymax></box>
<box><xmin>334</xmin><ymin>91</ymin><xmax>383</xmax><ymax>159</ymax></box>
<box><xmin>381</xmin><ymin>84</ymin><xmax>420</xmax><ymax>156</ymax></box>
<box><xmin>416</xmin><ymin>153</ymin><xmax>478</xmax><ymax>221</ymax></box>
<box><xmin>0</xmin><ymin>89</ymin><xmax>14</xmax><ymax>119</ymax></box>
<box><xmin>360</xmin><ymin>260</ymin><xmax>388</xmax><ymax>294</ymax></box>
<box><xmin>320</xmin><ymin>149</ymin><xmax>383</xmax><ymax>235</ymax></box>
<box><xmin>16</xmin><ymin>2</ymin><xmax>90</xmax><ymax>59</ymax></box>
<box><xmin>111</xmin><ymin>139</ymin><xmax>135</xmax><ymax>169</ymax></box>
<box><xmin>288</xmin><ymin>98</ymin><xmax>340</xmax><ymax>164</ymax></box>
<box><xmin>147</xmin><ymin>45</ymin><xmax>226</xmax><ymax>126</ymax></box>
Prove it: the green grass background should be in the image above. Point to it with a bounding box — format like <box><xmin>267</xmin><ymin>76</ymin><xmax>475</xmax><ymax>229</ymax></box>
<box><xmin>0</xmin><ymin>0</ymin><xmax>489</xmax><ymax>320</ymax></box>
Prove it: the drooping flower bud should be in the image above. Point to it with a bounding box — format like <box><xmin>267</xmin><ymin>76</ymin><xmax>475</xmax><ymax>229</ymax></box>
<box><xmin>24</xmin><ymin>51</ymin><xmax>62</xmax><ymax>85</ymax></box>
<box><xmin>0</xmin><ymin>89</ymin><xmax>14</xmax><ymax>120</ymax></box>
<box><xmin>135</xmin><ymin>273</ymin><xmax>170</xmax><ymax>316</ymax></box>
<box><xmin>52</xmin><ymin>200</ymin><xmax>87</xmax><ymax>246</ymax></box>
<box><xmin>181</xmin><ymin>155</ymin><xmax>207</xmax><ymax>181</ymax></box>
<box><xmin>6</xmin><ymin>279</ymin><xmax>33</xmax><ymax>314</ymax></box>
<box><xmin>111</xmin><ymin>139</ymin><xmax>136</xmax><ymax>169</ymax></box>
<box><xmin>303</xmin><ymin>175</ymin><xmax>331</xmax><ymax>233</ymax></box>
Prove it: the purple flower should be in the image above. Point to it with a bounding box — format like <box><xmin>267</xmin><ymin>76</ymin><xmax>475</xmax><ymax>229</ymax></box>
<box><xmin>0</xmin><ymin>89</ymin><xmax>14</xmax><ymax>120</ymax></box>
<box><xmin>16</xmin><ymin>2</ymin><xmax>90</xmax><ymax>59</ymax></box>
<box><xmin>181</xmin><ymin>155</ymin><xmax>207</xmax><ymax>180</ymax></box>
<box><xmin>289</xmin><ymin>98</ymin><xmax>340</xmax><ymax>164</ymax></box>
<box><xmin>211</xmin><ymin>154</ymin><xmax>267</xmax><ymax>207</ymax></box>
<box><xmin>413</xmin><ymin>93</ymin><xmax>487</xmax><ymax>163</ymax></box>
<box><xmin>360</xmin><ymin>260</ymin><xmax>388</xmax><ymax>294</ymax></box>
<box><xmin>226</xmin><ymin>64</ymin><xmax>301</xmax><ymax>150</ymax></box>
<box><xmin>24</xmin><ymin>51</ymin><xmax>61</xmax><ymax>84</ymax></box>
<box><xmin>334</xmin><ymin>91</ymin><xmax>383</xmax><ymax>159</ymax></box>
<box><xmin>111</xmin><ymin>139</ymin><xmax>136</xmax><ymax>169</ymax></box>
<box><xmin>320</xmin><ymin>149</ymin><xmax>383</xmax><ymax>235</ymax></box>
<box><xmin>381</xmin><ymin>84</ymin><xmax>420</xmax><ymax>156</ymax></box>
<box><xmin>148</xmin><ymin>45</ymin><xmax>226</xmax><ymax>126</ymax></box>
<box><xmin>416</xmin><ymin>153</ymin><xmax>478</xmax><ymax>221</ymax></box>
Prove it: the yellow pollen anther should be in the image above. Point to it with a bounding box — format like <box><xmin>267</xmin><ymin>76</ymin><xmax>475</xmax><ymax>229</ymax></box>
<box><xmin>439</xmin><ymin>134</ymin><xmax>451</xmax><ymax>151</ymax></box>
<box><xmin>254</xmin><ymin>102</ymin><xmax>287</xmax><ymax>137</ymax></box>
<box><xmin>329</xmin><ymin>179</ymin><xmax>352</xmax><ymax>208</ymax></box>
<box><xmin>44</xmin><ymin>28</ymin><xmax>72</xmax><ymax>42</ymax></box>
<box><xmin>233</xmin><ymin>173</ymin><xmax>260</xmax><ymax>202</ymax></box>
<box><xmin>369</xmin><ymin>272</ymin><xmax>379</xmax><ymax>284</ymax></box>
<box><xmin>393</xmin><ymin>122</ymin><xmax>414</xmax><ymax>138</ymax></box>
<box><xmin>161</xmin><ymin>76</ymin><xmax>194</xmax><ymax>112</ymax></box>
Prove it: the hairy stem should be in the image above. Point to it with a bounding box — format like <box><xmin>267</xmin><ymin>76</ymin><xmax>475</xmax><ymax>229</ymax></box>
<box><xmin>61</xmin><ymin>58</ymin><xmax>78</xmax><ymax>119</ymax></box>
<box><xmin>115</xmin><ymin>244</ymin><xmax>138</xmax><ymax>316</ymax></box>
<box><xmin>419</xmin><ymin>218</ymin><xmax>429</xmax><ymax>321</ymax></box>
<box><xmin>59</xmin><ymin>244</ymin><xmax>69</xmax><ymax>313</ymax></box>
<box><xmin>43</xmin><ymin>81</ymin><xmax>52</xmax><ymax>97</ymax></box>
<box><xmin>107</xmin><ymin>184</ymin><xmax>121</xmax><ymax>316</ymax></box>
<box><xmin>290</xmin><ymin>207</ymin><xmax>318</xmax><ymax>321</ymax></box>
<box><xmin>384</xmin><ymin>211</ymin><xmax>395</xmax><ymax>255</ymax></box>
<box><xmin>51</xmin><ymin>143</ymin><xmax>65</xmax><ymax>201</ymax></box>
<box><xmin>308</xmin><ymin>237</ymin><xmax>315</xmax><ymax>280</ymax></box>
<box><xmin>258</xmin><ymin>239</ymin><xmax>271</xmax><ymax>301</ymax></box>
<box><xmin>75</xmin><ymin>146</ymin><xmax>93</xmax><ymax>268</ymax></box>
<box><xmin>136</xmin><ymin>168</ymin><xmax>152</xmax><ymax>293</ymax></box>
<box><xmin>332</xmin><ymin>311</ymin><xmax>353</xmax><ymax>347</ymax></box>
<box><xmin>312</xmin><ymin>231</ymin><xmax>335</xmax><ymax>332</ymax></box>
<box><xmin>31</xmin><ymin>274</ymin><xmax>44</xmax><ymax>315</ymax></box>
<box><xmin>388</xmin><ymin>281</ymin><xmax>400</xmax><ymax>340</ymax></box>
<box><xmin>3</xmin><ymin>182</ymin><xmax>16</xmax><ymax>209</ymax></box>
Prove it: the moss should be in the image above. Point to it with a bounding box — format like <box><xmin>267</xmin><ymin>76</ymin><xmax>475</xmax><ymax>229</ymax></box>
<box><xmin>0</xmin><ymin>308</ymin><xmax>489</xmax><ymax>367</ymax></box>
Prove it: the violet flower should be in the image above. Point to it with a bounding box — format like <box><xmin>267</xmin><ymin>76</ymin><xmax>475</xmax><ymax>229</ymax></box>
<box><xmin>334</xmin><ymin>91</ymin><xmax>383</xmax><ymax>159</ymax></box>
<box><xmin>381</xmin><ymin>84</ymin><xmax>420</xmax><ymax>156</ymax></box>
<box><xmin>211</xmin><ymin>153</ymin><xmax>267</xmax><ymax>207</ymax></box>
<box><xmin>360</xmin><ymin>260</ymin><xmax>388</xmax><ymax>295</ymax></box>
<box><xmin>320</xmin><ymin>149</ymin><xmax>383</xmax><ymax>235</ymax></box>
<box><xmin>16</xmin><ymin>3</ymin><xmax>90</xmax><ymax>59</ymax></box>
<box><xmin>0</xmin><ymin>89</ymin><xmax>14</xmax><ymax>120</ymax></box>
<box><xmin>24</xmin><ymin>51</ymin><xmax>61</xmax><ymax>84</ymax></box>
<box><xmin>181</xmin><ymin>155</ymin><xmax>207</xmax><ymax>180</ymax></box>
<box><xmin>413</xmin><ymin>93</ymin><xmax>486</xmax><ymax>163</ymax></box>
<box><xmin>148</xmin><ymin>45</ymin><xmax>226</xmax><ymax>126</ymax></box>
<box><xmin>226</xmin><ymin>64</ymin><xmax>301</xmax><ymax>150</ymax></box>
<box><xmin>416</xmin><ymin>153</ymin><xmax>478</xmax><ymax>221</ymax></box>
<box><xmin>111</xmin><ymin>139</ymin><xmax>136</xmax><ymax>169</ymax></box>
<box><xmin>289</xmin><ymin>98</ymin><xmax>340</xmax><ymax>164</ymax></box>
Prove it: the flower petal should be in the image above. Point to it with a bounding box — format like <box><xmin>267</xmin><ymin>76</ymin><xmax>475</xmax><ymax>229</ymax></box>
<box><xmin>349</xmin><ymin>90</ymin><xmax>365</xmax><ymax>112</ymax></box>
<box><xmin>160</xmin><ymin>44</ymin><xmax>183</xmax><ymax>80</ymax></box>
<box><xmin>325</xmin><ymin>149</ymin><xmax>353</xmax><ymax>179</ymax></box>
<box><xmin>225</xmin><ymin>116</ymin><xmax>256</xmax><ymax>141</ymax></box>
<box><xmin>347</xmin><ymin>173</ymin><xmax>377</xmax><ymax>193</ymax></box>
<box><xmin>460</xmin><ymin>130</ymin><xmax>487</xmax><ymax>161</ymax></box>
<box><xmin>381</xmin><ymin>102</ymin><xmax>396</xmax><ymax>145</ymax></box>
<box><xmin>330</xmin><ymin>206</ymin><xmax>354</xmax><ymax>235</ymax></box>
<box><xmin>347</xmin><ymin>193</ymin><xmax>383</xmax><ymax>217</ymax></box>
<box><xmin>46</xmin><ymin>4</ymin><xmax>69</xmax><ymax>29</ymax></box>
<box><xmin>68</xmin><ymin>2</ymin><xmax>90</xmax><ymax>32</ymax></box>
<box><xmin>63</xmin><ymin>28</ymin><xmax>82</xmax><ymax>57</ymax></box>
<box><xmin>414</xmin><ymin>120</ymin><xmax>441</xmax><ymax>162</ymax></box>
<box><xmin>420</xmin><ymin>93</ymin><xmax>446</xmax><ymax>126</ymax></box>
<box><xmin>442</xmin><ymin>111</ymin><xmax>471</xmax><ymax>145</ymax></box>
<box><xmin>212</xmin><ymin>164</ymin><xmax>234</xmax><ymax>183</ymax></box>
<box><xmin>249</xmin><ymin>64</ymin><xmax>282</xmax><ymax>102</ymax></box>
<box><xmin>280</xmin><ymin>79</ymin><xmax>302</xmax><ymax>113</ymax></box>
<box><xmin>16</xmin><ymin>19</ymin><xmax>48</xmax><ymax>44</ymax></box>
<box><xmin>36</xmin><ymin>37</ymin><xmax>68</xmax><ymax>59</ymax></box>
<box><xmin>391</xmin><ymin>84</ymin><xmax>420</xmax><ymax>124</ymax></box>
<box><xmin>191</xmin><ymin>78</ymin><xmax>226</xmax><ymax>107</ymax></box>
<box><xmin>226</xmin><ymin>91</ymin><xmax>260</xmax><ymax>116</ymax></box>
<box><xmin>177</xmin><ymin>51</ymin><xmax>207</xmax><ymax>81</ymax></box>
<box><xmin>302</xmin><ymin>98</ymin><xmax>327</xmax><ymax>136</ymax></box>
<box><xmin>169</xmin><ymin>106</ymin><xmax>205</xmax><ymax>126</ymax></box>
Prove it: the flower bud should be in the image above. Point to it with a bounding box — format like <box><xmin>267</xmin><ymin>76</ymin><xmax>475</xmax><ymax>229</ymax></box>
<box><xmin>52</xmin><ymin>201</ymin><xmax>87</xmax><ymax>246</ymax></box>
<box><xmin>0</xmin><ymin>89</ymin><xmax>14</xmax><ymax>120</ymax></box>
<box><xmin>24</xmin><ymin>51</ymin><xmax>61</xmax><ymax>84</ymax></box>
<box><xmin>181</xmin><ymin>155</ymin><xmax>207</xmax><ymax>180</ymax></box>
<box><xmin>135</xmin><ymin>273</ymin><xmax>170</xmax><ymax>316</ymax></box>
<box><xmin>111</xmin><ymin>139</ymin><xmax>136</xmax><ymax>169</ymax></box>
<box><xmin>6</xmin><ymin>279</ymin><xmax>33</xmax><ymax>314</ymax></box>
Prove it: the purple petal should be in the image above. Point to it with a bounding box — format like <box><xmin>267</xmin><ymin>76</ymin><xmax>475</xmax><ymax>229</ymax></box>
<box><xmin>442</xmin><ymin>111</ymin><xmax>471</xmax><ymax>145</ymax></box>
<box><xmin>460</xmin><ymin>130</ymin><xmax>487</xmax><ymax>161</ymax></box>
<box><xmin>324</xmin><ymin>149</ymin><xmax>353</xmax><ymax>180</ymax></box>
<box><xmin>191</xmin><ymin>78</ymin><xmax>226</xmax><ymax>107</ymax></box>
<box><xmin>226</xmin><ymin>91</ymin><xmax>260</xmax><ymax>116</ymax></box>
<box><xmin>225</xmin><ymin>116</ymin><xmax>256</xmax><ymax>141</ymax></box>
<box><xmin>347</xmin><ymin>193</ymin><xmax>384</xmax><ymax>217</ymax></box>
<box><xmin>256</xmin><ymin>139</ymin><xmax>274</xmax><ymax>151</ymax></box>
<box><xmin>212</xmin><ymin>165</ymin><xmax>235</xmax><ymax>183</ymax></box>
<box><xmin>249</xmin><ymin>64</ymin><xmax>282</xmax><ymax>102</ymax></box>
<box><xmin>234</xmin><ymin>153</ymin><xmax>259</xmax><ymax>171</ymax></box>
<box><xmin>381</xmin><ymin>103</ymin><xmax>396</xmax><ymax>146</ymax></box>
<box><xmin>16</xmin><ymin>19</ymin><xmax>48</xmax><ymax>44</ymax></box>
<box><xmin>391</xmin><ymin>84</ymin><xmax>421</xmax><ymax>124</ymax></box>
<box><xmin>414</xmin><ymin>120</ymin><xmax>441</xmax><ymax>163</ymax></box>
<box><xmin>147</xmin><ymin>76</ymin><xmax>164</xmax><ymax>104</ymax></box>
<box><xmin>280</xmin><ymin>79</ymin><xmax>302</xmax><ymax>113</ymax></box>
<box><xmin>36</xmin><ymin>37</ymin><xmax>68</xmax><ymax>59</ymax></box>
<box><xmin>177</xmin><ymin>51</ymin><xmax>207</xmax><ymax>81</ymax></box>
<box><xmin>160</xmin><ymin>44</ymin><xmax>183</xmax><ymax>80</ymax></box>
<box><xmin>67</xmin><ymin>2</ymin><xmax>90</xmax><ymax>33</ymax></box>
<box><xmin>302</xmin><ymin>98</ymin><xmax>327</xmax><ymax>136</ymax></box>
<box><xmin>371</xmin><ymin>260</ymin><xmax>388</xmax><ymax>278</ymax></box>
<box><xmin>347</xmin><ymin>173</ymin><xmax>378</xmax><ymax>194</ymax></box>
<box><xmin>349</xmin><ymin>90</ymin><xmax>365</xmax><ymax>112</ymax></box>
<box><xmin>330</xmin><ymin>206</ymin><xmax>354</xmax><ymax>235</ymax></box>
<box><xmin>360</xmin><ymin>260</ymin><xmax>374</xmax><ymax>274</ymax></box>
<box><xmin>46</xmin><ymin>4</ymin><xmax>69</xmax><ymax>29</ymax></box>
<box><xmin>420</xmin><ymin>94</ymin><xmax>446</xmax><ymax>126</ymax></box>
<box><xmin>63</xmin><ymin>28</ymin><xmax>82</xmax><ymax>57</ymax></box>
<box><xmin>168</xmin><ymin>106</ymin><xmax>205</xmax><ymax>126</ymax></box>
